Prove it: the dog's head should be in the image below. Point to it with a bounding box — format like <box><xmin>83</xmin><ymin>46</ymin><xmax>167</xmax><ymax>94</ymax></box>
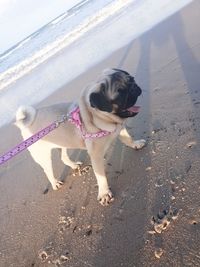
<box><xmin>89</xmin><ymin>68</ymin><xmax>142</xmax><ymax>118</ymax></box>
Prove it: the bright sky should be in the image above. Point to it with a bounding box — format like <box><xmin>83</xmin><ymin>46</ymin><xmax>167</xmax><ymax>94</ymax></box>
<box><xmin>0</xmin><ymin>0</ymin><xmax>80</xmax><ymax>54</ymax></box>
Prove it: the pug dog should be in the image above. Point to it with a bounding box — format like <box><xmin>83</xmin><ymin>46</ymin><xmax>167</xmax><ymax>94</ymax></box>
<box><xmin>15</xmin><ymin>68</ymin><xmax>146</xmax><ymax>206</ymax></box>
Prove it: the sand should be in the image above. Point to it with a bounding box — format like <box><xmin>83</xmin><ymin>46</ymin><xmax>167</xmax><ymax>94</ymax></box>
<box><xmin>0</xmin><ymin>1</ymin><xmax>200</xmax><ymax>266</ymax></box>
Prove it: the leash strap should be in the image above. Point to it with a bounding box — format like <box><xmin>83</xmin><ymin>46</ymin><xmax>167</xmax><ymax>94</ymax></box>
<box><xmin>0</xmin><ymin>116</ymin><xmax>67</xmax><ymax>166</ymax></box>
<box><xmin>0</xmin><ymin>105</ymin><xmax>113</xmax><ymax>166</ymax></box>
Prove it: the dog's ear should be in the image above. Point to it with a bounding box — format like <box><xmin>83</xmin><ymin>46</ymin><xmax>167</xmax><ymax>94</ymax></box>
<box><xmin>90</xmin><ymin>84</ymin><xmax>112</xmax><ymax>112</ymax></box>
<box><xmin>102</xmin><ymin>68</ymin><xmax>115</xmax><ymax>75</ymax></box>
<box><xmin>112</xmin><ymin>68</ymin><xmax>129</xmax><ymax>75</ymax></box>
<box><xmin>103</xmin><ymin>68</ymin><xmax>129</xmax><ymax>76</ymax></box>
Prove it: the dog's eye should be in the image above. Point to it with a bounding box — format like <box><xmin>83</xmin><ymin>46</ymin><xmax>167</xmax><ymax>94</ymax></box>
<box><xmin>100</xmin><ymin>84</ymin><xmax>106</xmax><ymax>95</ymax></box>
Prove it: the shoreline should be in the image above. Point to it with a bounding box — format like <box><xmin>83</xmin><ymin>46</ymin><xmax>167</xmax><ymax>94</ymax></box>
<box><xmin>0</xmin><ymin>0</ymin><xmax>192</xmax><ymax>128</ymax></box>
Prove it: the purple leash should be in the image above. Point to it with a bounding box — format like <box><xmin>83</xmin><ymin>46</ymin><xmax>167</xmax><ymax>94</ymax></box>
<box><xmin>0</xmin><ymin>106</ymin><xmax>113</xmax><ymax>166</ymax></box>
<box><xmin>0</xmin><ymin>116</ymin><xmax>67</xmax><ymax>166</ymax></box>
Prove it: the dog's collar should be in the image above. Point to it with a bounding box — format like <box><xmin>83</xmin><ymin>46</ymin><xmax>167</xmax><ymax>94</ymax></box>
<box><xmin>68</xmin><ymin>106</ymin><xmax>113</xmax><ymax>139</ymax></box>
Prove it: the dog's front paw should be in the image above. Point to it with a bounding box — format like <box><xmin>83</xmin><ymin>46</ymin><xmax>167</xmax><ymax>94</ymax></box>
<box><xmin>52</xmin><ymin>180</ymin><xmax>64</xmax><ymax>190</ymax></box>
<box><xmin>132</xmin><ymin>139</ymin><xmax>146</xmax><ymax>150</ymax></box>
<box><xmin>98</xmin><ymin>189</ymin><xmax>114</xmax><ymax>206</ymax></box>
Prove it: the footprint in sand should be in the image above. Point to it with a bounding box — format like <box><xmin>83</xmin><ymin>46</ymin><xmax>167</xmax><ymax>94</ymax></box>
<box><xmin>72</xmin><ymin>164</ymin><xmax>92</xmax><ymax>176</ymax></box>
<box><xmin>150</xmin><ymin>207</ymin><xmax>179</xmax><ymax>234</ymax></box>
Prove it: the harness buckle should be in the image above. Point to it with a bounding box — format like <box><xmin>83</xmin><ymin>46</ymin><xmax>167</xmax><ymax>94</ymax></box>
<box><xmin>55</xmin><ymin>115</ymin><xmax>68</xmax><ymax>127</ymax></box>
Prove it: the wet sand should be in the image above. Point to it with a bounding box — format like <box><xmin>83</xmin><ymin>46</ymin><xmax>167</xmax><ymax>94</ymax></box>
<box><xmin>0</xmin><ymin>1</ymin><xmax>200</xmax><ymax>266</ymax></box>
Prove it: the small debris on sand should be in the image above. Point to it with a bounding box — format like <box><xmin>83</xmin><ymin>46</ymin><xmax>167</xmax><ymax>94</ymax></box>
<box><xmin>155</xmin><ymin>248</ymin><xmax>164</xmax><ymax>259</ymax></box>
<box><xmin>147</xmin><ymin>230</ymin><xmax>156</xmax><ymax>235</ymax></box>
<box><xmin>58</xmin><ymin>216</ymin><xmax>74</xmax><ymax>227</ymax></box>
<box><xmin>188</xmin><ymin>219</ymin><xmax>198</xmax><ymax>225</ymax></box>
<box><xmin>185</xmin><ymin>141</ymin><xmax>197</xmax><ymax>149</ymax></box>
<box><xmin>60</xmin><ymin>254</ymin><xmax>70</xmax><ymax>262</ymax></box>
<box><xmin>155</xmin><ymin>178</ymin><xmax>163</xmax><ymax>187</ymax></box>
<box><xmin>38</xmin><ymin>250</ymin><xmax>48</xmax><ymax>262</ymax></box>
<box><xmin>146</xmin><ymin>166</ymin><xmax>152</xmax><ymax>171</ymax></box>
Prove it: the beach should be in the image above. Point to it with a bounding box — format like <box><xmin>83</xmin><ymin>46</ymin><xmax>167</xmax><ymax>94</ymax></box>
<box><xmin>0</xmin><ymin>0</ymin><xmax>200</xmax><ymax>266</ymax></box>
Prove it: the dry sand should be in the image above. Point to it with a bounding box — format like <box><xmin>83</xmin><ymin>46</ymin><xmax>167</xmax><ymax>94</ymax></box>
<box><xmin>0</xmin><ymin>1</ymin><xmax>200</xmax><ymax>266</ymax></box>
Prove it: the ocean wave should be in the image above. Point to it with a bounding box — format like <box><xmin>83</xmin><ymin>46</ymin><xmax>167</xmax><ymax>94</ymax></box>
<box><xmin>0</xmin><ymin>0</ymin><xmax>131</xmax><ymax>91</ymax></box>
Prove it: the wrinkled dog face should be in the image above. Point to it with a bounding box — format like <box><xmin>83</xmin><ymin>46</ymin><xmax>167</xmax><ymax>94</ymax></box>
<box><xmin>89</xmin><ymin>69</ymin><xmax>142</xmax><ymax>118</ymax></box>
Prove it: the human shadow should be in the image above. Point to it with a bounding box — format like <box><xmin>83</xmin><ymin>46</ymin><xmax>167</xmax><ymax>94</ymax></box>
<box><xmin>92</xmin><ymin>5</ymin><xmax>200</xmax><ymax>267</ymax></box>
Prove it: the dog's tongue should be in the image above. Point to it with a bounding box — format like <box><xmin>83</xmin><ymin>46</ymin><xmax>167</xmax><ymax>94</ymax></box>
<box><xmin>127</xmin><ymin>105</ymin><xmax>140</xmax><ymax>113</ymax></box>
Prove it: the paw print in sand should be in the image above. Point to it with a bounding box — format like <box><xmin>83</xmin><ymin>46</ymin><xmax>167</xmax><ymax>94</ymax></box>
<box><xmin>150</xmin><ymin>207</ymin><xmax>179</xmax><ymax>234</ymax></box>
<box><xmin>72</xmin><ymin>164</ymin><xmax>91</xmax><ymax>176</ymax></box>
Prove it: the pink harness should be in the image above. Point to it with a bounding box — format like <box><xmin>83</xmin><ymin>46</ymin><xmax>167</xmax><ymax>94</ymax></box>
<box><xmin>0</xmin><ymin>105</ymin><xmax>112</xmax><ymax>165</ymax></box>
<box><xmin>68</xmin><ymin>106</ymin><xmax>112</xmax><ymax>139</ymax></box>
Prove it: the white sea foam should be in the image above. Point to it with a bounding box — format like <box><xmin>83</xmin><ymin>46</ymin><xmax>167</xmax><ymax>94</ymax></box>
<box><xmin>0</xmin><ymin>0</ymin><xmax>193</xmax><ymax>127</ymax></box>
<box><xmin>0</xmin><ymin>0</ymin><xmax>132</xmax><ymax>91</ymax></box>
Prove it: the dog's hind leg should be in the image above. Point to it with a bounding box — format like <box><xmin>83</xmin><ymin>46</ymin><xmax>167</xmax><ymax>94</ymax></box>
<box><xmin>29</xmin><ymin>142</ymin><xmax>63</xmax><ymax>190</ymax></box>
<box><xmin>61</xmin><ymin>148</ymin><xmax>82</xmax><ymax>170</ymax></box>
<box><xmin>119</xmin><ymin>127</ymin><xmax>146</xmax><ymax>150</ymax></box>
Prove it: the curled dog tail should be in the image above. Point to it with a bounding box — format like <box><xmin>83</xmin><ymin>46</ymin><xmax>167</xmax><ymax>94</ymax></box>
<box><xmin>15</xmin><ymin>106</ymin><xmax>36</xmax><ymax>128</ymax></box>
